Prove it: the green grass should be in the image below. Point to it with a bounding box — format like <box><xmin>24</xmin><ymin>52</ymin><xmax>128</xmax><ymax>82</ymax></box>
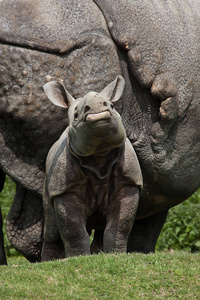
<box><xmin>1</xmin><ymin>176</ymin><xmax>200</xmax><ymax>256</ymax></box>
<box><xmin>0</xmin><ymin>252</ymin><xmax>200</xmax><ymax>299</ymax></box>
<box><xmin>1</xmin><ymin>178</ymin><xmax>200</xmax><ymax>298</ymax></box>
<box><xmin>156</xmin><ymin>191</ymin><xmax>200</xmax><ymax>252</ymax></box>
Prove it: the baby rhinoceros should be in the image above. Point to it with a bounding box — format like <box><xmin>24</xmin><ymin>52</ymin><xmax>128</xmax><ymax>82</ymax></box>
<box><xmin>41</xmin><ymin>76</ymin><xmax>143</xmax><ymax>261</ymax></box>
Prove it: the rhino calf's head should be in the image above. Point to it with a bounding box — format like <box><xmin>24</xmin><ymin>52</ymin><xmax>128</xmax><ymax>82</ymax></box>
<box><xmin>43</xmin><ymin>76</ymin><xmax>126</xmax><ymax>156</ymax></box>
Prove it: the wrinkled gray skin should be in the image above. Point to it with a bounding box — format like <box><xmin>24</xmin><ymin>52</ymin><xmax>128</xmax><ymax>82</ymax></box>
<box><xmin>0</xmin><ymin>0</ymin><xmax>200</xmax><ymax>264</ymax></box>
<box><xmin>41</xmin><ymin>76</ymin><xmax>142</xmax><ymax>260</ymax></box>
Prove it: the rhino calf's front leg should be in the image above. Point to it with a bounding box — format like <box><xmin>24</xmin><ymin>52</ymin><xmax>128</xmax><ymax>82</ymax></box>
<box><xmin>104</xmin><ymin>186</ymin><xmax>139</xmax><ymax>253</ymax></box>
<box><xmin>54</xmin><ymin>194</ymin><xmax>90</xmax><ymax>257</ymax></box>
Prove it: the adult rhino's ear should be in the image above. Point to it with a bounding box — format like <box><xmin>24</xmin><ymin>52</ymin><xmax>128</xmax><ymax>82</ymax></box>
<box><xmin>100</xmin><ymin>75</ymin><xmax>125</xmax><ymax>102</ymax></box>
<box><xmin>43</xmin><ymin>81</ymin><xmax>75</xmax><ymax>108</ymax></box>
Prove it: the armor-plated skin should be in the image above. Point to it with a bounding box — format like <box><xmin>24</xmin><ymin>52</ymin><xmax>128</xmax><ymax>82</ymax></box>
<box><xmin>0</xmin><ymin>0</ymin><xmax>200</xmax><ymax>263</ymax></box>
<box><xmin>41</xmin><ymin>77</ymin><xmax>142</xmax><ymax>259</ymax></box>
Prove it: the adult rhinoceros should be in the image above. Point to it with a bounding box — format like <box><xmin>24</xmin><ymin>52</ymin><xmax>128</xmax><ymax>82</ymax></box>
<box><xmin>0</xmin><ymin>0</ymin><xmax>200</xmax><ymax>264</ymax></box>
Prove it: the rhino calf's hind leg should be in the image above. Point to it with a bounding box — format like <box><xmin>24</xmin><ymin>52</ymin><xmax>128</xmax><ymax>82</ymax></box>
<box><xmin>54</xmin><ymin>194</ymin><xmax>90</xmax><ymax>257</ymax></box>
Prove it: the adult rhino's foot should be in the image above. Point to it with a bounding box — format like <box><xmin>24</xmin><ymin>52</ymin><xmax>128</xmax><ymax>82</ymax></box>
<box><xmin>150</xmin><ymin>72</ymin><xmax>179</xmax><ymax>146</ymax></box>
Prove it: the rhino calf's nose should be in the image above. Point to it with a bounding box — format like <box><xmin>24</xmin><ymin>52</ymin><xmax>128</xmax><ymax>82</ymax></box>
<box><xmin>84</xmin><ymin>101</ymin><xmax>108</xmax><ymax>114</ymax></box>
<box><xmin>82</xmin><ymin>93</ymin><xmax>111</xmax><ymax>114</ymax></box>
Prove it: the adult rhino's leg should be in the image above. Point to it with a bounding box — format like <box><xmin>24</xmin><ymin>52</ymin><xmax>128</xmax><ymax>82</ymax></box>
<box><xmin>0</xmin><ymin>169</ymin><xmax>7</xmax><ymax>265</ymax></box>
<box><xmin>6</xmin><ymin>184</ymin><xmax>43</xmax><ymax>262</ymax></box>
<box><xmin>127</xmin><ymin>210</ymin><xmax>168</xmax><ymax>253</ymax></box>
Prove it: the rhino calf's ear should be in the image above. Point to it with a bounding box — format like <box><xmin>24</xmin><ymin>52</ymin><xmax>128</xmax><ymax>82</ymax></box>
<box><xmin>100</xmin><ymin>75</ymin><xmax>125</xmax><ymax>102</ymax></box>
<box><xmin>43</xmin><ymin>81</ymin><xmax>75</xmax><ymax>108</ymax></box>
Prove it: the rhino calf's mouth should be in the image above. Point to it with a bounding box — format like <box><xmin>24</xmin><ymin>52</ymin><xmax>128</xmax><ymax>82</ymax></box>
<box><xmin>86</xmin><ymin>111</ymin><xmax>111</xmax><ymax>124</ymax></box>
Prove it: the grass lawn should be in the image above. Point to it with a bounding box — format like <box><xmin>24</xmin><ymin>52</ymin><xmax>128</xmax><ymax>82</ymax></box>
<box><xmin>0</xmin><ymin>251</ymin><xmax>200</xmax><ymax>299</ymax></box>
